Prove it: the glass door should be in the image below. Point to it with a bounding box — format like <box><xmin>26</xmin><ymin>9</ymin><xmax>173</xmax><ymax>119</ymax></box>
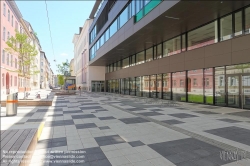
<box><xmin>242</xmin><ymin>75</ymin><xmax>250</xmax><ymax>109</ymax></box>
<box><xmin>227</xmin><ymin>75</ymin><xmax>240</xmax><ymax>108</ymax></box>
<box><xmin>96</xmin><ymin>83</ymin><xmax>101</xmax><ymax>92</ymax></box>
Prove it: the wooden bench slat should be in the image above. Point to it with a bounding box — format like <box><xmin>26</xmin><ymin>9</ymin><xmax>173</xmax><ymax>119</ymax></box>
<box><xmin>0</xmin><ymin>130</ymin><xmax>18</xmax><ymax>148</ymax></box>
<box><xmin>0</xmin><ymin>129</ymin><xmax>24</xmax><ymax>161</ymax></box>
<box><xmin>0</xmin><ymin>129</ymin><xmax>31</xmax><ymax>164</ymax></box>
<box><xmin>0</xmin><ymin>130</ymin><xmax>14</xmax><ymax>141</ymax></box>
<box><xmin>10</xmin><ymin>129</ymin><xmax>37</xmax><ymax>166</ymax></box>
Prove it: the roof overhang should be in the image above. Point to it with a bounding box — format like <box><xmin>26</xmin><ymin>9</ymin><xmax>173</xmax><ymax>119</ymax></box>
<box><xmin>89</xmin><ymin>0</ymin><xmax>102</xmax><ymax>19</ymax></box>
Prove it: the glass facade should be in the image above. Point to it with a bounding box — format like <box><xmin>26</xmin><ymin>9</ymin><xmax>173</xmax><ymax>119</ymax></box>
<box><xmin>124</xmin><ymin>78</ymin><xmax>129</xmax><ymax>95</ymax></box>
<box><xmin>163</xmin><ymin>73</ymin><xmax>171</xmax><ymax>100</ymax></box>
<box><xmin>149</xmin><ymin>75</ymin><xmax>156</xmax><ymax>98</ymax></box>
<box><xmin>188</xmin><ymin>21</ymin><xmax>217</xmax><ymax>50</ymax></box>
<box><xmin>136</xmin><ymin>77</ymin><xmax>141</xmax><ymax>97</ymax></box>
<box><xmin>163</xmin><ymin>36</ymin><xmax>181</xmax><ymax>57</ymax></box>
<box><xmin>136</xmin><ymin>51</ymin><xmax>145</xmax><ymax>65</ymax></box>
<box><xmin>142</xmin><ymin>76</ymin><xmax>149</xmax><ymax>97</ymax></box>
<box><xmin>172</xmin><ymin>72</ymin><xmax>186</xmax><ymax>101</ymax></box>
<box><xmin>245</xmin><ymin>7</ymin><xmax>250</xmax><ymax>34</ymax></box>
<box><xmin>130</xmin><ymin>77</ymin><xmax>136</xmax><ymax>96</ymax></box>
<box><xmin>157</xmin><ymin>74</ymin><xmax>162</xmax><ymax>99</ymax></box>
<box><xmin>187</xmin><ymin>69</ymin><xmax>204</xmax><ymax>103</ymax></box>
<box><xmin>215</xmin><ymin>67</ymin><xmax>226</xmax><ymax>106</ymax></box>
<box><xmin>204</xmin><ymin>68</ymin><xmax>214</xmax><ymax>104</ymax></box>
<box><xmin>220</xmin><ymin>14</ymin><xmax>233</xmax><ymax>41</ymax></box>
<box><xmin>146</xmin><ymin>48</ymin><xmax>153</xmax><ymax>62</ymax></box>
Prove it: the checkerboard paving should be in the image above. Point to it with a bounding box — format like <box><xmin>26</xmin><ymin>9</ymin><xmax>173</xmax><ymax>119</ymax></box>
<box><xmin>17</xmin><ymin>93</ymin><xmax>250</xmax><ymax>166</ymax></box>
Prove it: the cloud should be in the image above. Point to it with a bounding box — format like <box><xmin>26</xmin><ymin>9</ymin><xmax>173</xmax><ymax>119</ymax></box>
<box><xmin>60</xmin><ymin>53</ymin><xmax>68</xmax><ymax>56</ymax></box>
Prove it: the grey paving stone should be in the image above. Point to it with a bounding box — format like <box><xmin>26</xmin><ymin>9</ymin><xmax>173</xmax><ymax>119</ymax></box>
<box><xmin>71</xmin><ymin>114</ymin><xmax>96</xmax><ymax>119</ymax></box>
<box><xmin>119</xmin><ymin>117</ymin><xmax>150</xmax><ymax>124</ymax></box>
<box><xmin>194</xmin><ymin>111</ymin><xmax>219</xmax><ymax>115</ymax></box>
<box><xmin>201</xmin><ymin>106</ymin><xmax>220</xmax><ymax>109</ymax></box>
<box><xmin>228</xmin><ymin>111</ymin><xmax>250</xmax><ymax>117</ymax></box>
<box><xmin>175</xmin><ymin>107</ymin><xmax>189</xmax><ymax>110</ymax></box>
<box><xmin>150</xmin><ymin>109</ymin><xmax>163</xmax><ymax>111</ymax></box>
<box><xmin>54</xmin><ymin>100</ymin><xmax>70</xmax><ymax>103</ymax></box>
<box><xmin>161</xmin><ymin>119</ymin><xmax>185</xmax><ymax>125</ymax></box>
<box><xmin>80</xmin><ymin>106</ymin><xmax>103</xmax><ymax>110</ymax></box>
<box><xmin>50</xmin><ymin>141</ymin><xmax>67</xmax><ymax>148</ymax></box>
<box><xmin>168</xmin><ymin>113</ymin><xmax>198</xmax><ymax>118</ymax></box>
<box><xmin>205</xmin><ymin>126</ymin><xmax>250</xmax><ymax>146</ymax></box>
<box><xmin>99</xmin><ymin>126</ymin><xmax>110</xmax><ymax>130</ymax></box>
<box><xmin>96</xmin><ymin>109</ymin><xmax>108</xmax><ymax>112</ymax></box>
<box><xmin>17</xmin><ymin>113</ymin><xmax>34</xmax><ymax>117</ymax></box>
<box><xmin>217</xmin><ymin>118</ymin><xmax>241</xmax><ymax>123</ymax></box>
<box><xmin>138</xmin><ymin>112</ymin><xmax>164</xmax><ymax>116</ymax></box>
<box><xmin>26</xmin><ymin>119</ymin><xmax>44</xmax><ymax>122</ymax></box>
<box><xmin>127</xmin><ymin>108</ymin><xmax>146</xmax><ymax>111</ymax></box>
<box><xmin>76</xmin><ymin>123</ymin><xmax>97</xmax><ymax>129</ymax></box>
<box><xmin>48</xmin><ymin>114</ymin><xmax>63</xmax><ymax>117</ymax></box>
<box><xmin>98</xmin><ymin>116</ymin><xmax>116</xmax><ymax>120</ymax></box>
<box><xmin>128</xmin><ymin>141</ymin><xmax>145</xmax><ymax>147</ymax></box>
<box><xmin>63</xmin><ymin>110</ymin><xmax>83</xmax><ymax>114</ymax></box>
<box><xmin>94</xmin><ymin>135</ymin><xmax>126</xmax><ymax>146</ymax></box>
<box><xmin>51</xmin><ymin>137</ymin><xmax>67</xmax><ymax>143</ymax></box>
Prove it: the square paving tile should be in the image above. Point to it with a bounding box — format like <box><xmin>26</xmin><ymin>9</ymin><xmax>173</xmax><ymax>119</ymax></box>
<box><xmin>44</xmin><ymin>120</ymin><xmax>75</xmax><ymax>127</ymax></box>
<box><xmin>128</xmin><ymin>141</ymin><xmax>145</xmax><ymax>147</ymax></box>
<box><xmin>168</xmin><ymin>113</ymin><xmax>198</xmax><ymax>119</ymax></box>
<box><xmin>205</xmin><ymin>126</ymin><xmax>250</xmax><ymax>146</ymax></box>
<box><xmin>99</xmin><ymin>126</ymin><xmax>110</xmax><ymax>130</ymax></box>
<box><xmin>98</xmin><ymin>116</ymin><xmax>116</xmax><ymax>120</ymax></box>
<box><xmin>26</xmin><ymin>119</ymin><xmax>44</xmax><ymax>122</ymax></box>
<box><xmin>161</xmin><ymin>119</ymin><xmax>185</xmax><ymax>125</ymax></box>
<box><xmin>148</xmin><ymin>138</ymin><xmax>234</xmax><ymax>165</ymax></box>
<box><xmin>194</xmin><ymin>111</ymin><xmax>219</xmax><ymax>115</ymax></box>
<box><xmin>175</xmin><ymin>107</ymin><xmax>189</xmax><ymax>110</ymax></box>
<box><xmin>228</xmin><ymin>111</ymin><xmax>250</xmax><ymax>117</ymax></box>
<box><xmin>94</xmin><ymin>135</ymin><xmax>126</xmax><ymax>146</ymax></box>
<box><xmin>36</xmin><ymin>108</ymin><xmax>63</xmax><ymax>112</ymax></box>
<box><xmin>119</xmin><ymin>117</ymin><xmax>150</xmax><ymax>124</ymax></box>
<box><xmin>96</xmin><ymin>109</ymin><xmax>108</xmax><ymax>112</ymax></box>
<box><xmin>48</xmin><ymin>114</ymin><xmax>63</xmax><ymax>117</ymax></box>
<box><xmin>127</xmin><ymin>108</ymin><xmax>146</xmax><ymax>111</ymax></box>
<box><xmin>138</xmin><ymin>112</ymin><xmax>164</xmax><ymax>116</ymax></box>
<box><xmin>76</xmin><ymin>123</ymin><xmax>97</xmax><ymax>129</ymax></box>
<box><xmin>217</xmin><ymin>118</ymin><xmax>241</xmax><ymax>123</ymax></box>
<box><xmin>71</xmin><ymin>114</ymin><xmax>96</xmax><ymax>119</ymax></box>
<box><xmin>150</xmin><ymin>109</ymin><xmax>163</xmax><ymax>112</ymax></box>
<box><xmin>63</xmin><ymin>110</ymin><xmax>83</xmax><ymax>114</ymax></box>
<box><xmin>80</xmin><ymin>106</ymin><xmax>103</xmax><ymax>110</ymax></box>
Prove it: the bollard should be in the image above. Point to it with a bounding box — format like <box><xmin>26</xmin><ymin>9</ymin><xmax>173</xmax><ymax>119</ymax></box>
<box><xmin>6</xmin><ymin>93</ymin><xmax>18</xmax><ymax>116</ymax></box>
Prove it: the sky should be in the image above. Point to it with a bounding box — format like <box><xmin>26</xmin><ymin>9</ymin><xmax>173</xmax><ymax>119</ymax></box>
<box><xmin>15</xmin><ymin>0</ymin><xmax>95</xmax><ymax>74</ymax></box>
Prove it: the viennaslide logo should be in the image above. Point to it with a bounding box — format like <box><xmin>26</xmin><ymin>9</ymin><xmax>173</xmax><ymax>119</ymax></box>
<box><xmin>220</xmin><ymin>149</ymin><xmax>247</xmax><ymax>161</ymax></box>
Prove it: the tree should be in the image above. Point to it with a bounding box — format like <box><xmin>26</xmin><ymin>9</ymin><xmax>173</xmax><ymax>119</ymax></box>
<box><xmin>56</xmin><ymin>59</ymin><xmax>71</xmax><ymax>75</ymax></box>
<box><xmin>5</xmin><ymin>31</ymin><xmax>39</xmax><ymax>99</ymax></box>
<box><xmin>56</xmin><ymin>59</ymin><xmax>71</xmax><ymax>91</ymax></box>
<box><xmin>57</xmin><ymin>75</ymin><xmax>64</xmax><ymax>89</ymax></box>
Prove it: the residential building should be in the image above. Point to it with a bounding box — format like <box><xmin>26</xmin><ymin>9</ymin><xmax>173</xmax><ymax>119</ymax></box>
<box><xmin>89</xmin><ymin>0</ymin><xmax>250</xmax><ymax>109</ymax></box>
<box><xmin>20</xmin><ymin>19</ymin><xmax>41</xmax><ymax>91</ymax></box>
<box><xmin>40</xmin><ymin>51</ymin><xmax>50</xmax><ymax>89</ymax></box>
<box><xmin>1</xmin><ymin>0</ymin><xmax>22</xmax><ymax>96</ymax></box>
<box><xmin>73</xmin><ymin>19</ymin><xmax>105</xmax><ymax>92</ymax></box>
<box><xmin>69</xmin><ymin>58</ymin><xmax>75</xmax><ymax>76</ymax></box>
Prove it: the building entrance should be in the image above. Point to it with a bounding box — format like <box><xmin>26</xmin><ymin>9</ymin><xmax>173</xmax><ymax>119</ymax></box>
<box><xmin>91</xmin><ymin>81</ymin><xmax>104</xmax><ymax>92</ymax></box>
<box><xmin>227</xmin><ymin>74</ymin><xmax>250</xmax><ymax>109</ymax></box>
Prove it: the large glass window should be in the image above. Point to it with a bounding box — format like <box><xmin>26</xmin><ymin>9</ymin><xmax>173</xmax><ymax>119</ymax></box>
<box><xmin>121</xmin><ymin>78</ymin><xmax>125</xmax><ymax>94</ymax></box>
<box><xmin>220</xmin><ymin>14</ymin><xmax>233</xmax><ymax>41</ymax></box>
<box><xmin>105</xmin><ymin>28</ymin><xmax>110</xmax><ymax>41</ymax></box>
<box><xmin>150</xmin><ymin>75</ymin><xmax>157</xmax><ymax>98</ymax></box>
<box><xmin>142</xmin><ymin>76</ymin><xmax>149</xmax><ymax>97</ymax></box>
<box><xmin>130</xmin><ymin>0</ymin><xmax>135</xmax><ymax>17</ymax></box>
<box><xmin>156</xmin><ymin>44</ymin><xmax>162</xmax><ymax>59</ymax></box>
<box><xmin>117</xmin><ymin>61</ymin><xmax>121</xmax><ymax>70</ymax></box>
<box><xmin>215</xmin><ymin>67</ymin><xmax>226</xmax><ymax>106</ymax></box>
<box><xmin>122</xmin><ymin>57</ymin><xmax>129</xmax><ymax>68</ymax></box>
<box><xmin>182</xmin><ymin>34</ymin><xmax>186</xmax><ymax>51</ymax></box>
<box><xmin>157</xmin><ymin>74</ymin><xmax>162</xmax><ymax>99</ymax></box>
<box><xmin>130</xmin><ymin>77</ymin><xmax>135</xmax><ymax>96</ymax></box>
<box><xmin>136</xmin><ymin>51</ymin><xmax>144</xmax><ymax>65</ymax></box>
<box><xmin>130</xmin><ymin>55</ymin><xmax>136</xmax><ymax>66</ymax></box>
<box><xmin>235</xmin><ymin>11</ymin><xmax>243</xmax><ymax>36</ymax></box>
<box><xmin>110</xmin><ymin>19</ymin><xmax>118</xmax><ymax>37</ymax></box>
<box><xmin>124</xmin><ymin>78</ymin><xmax>129</xmax><ymax>95</ymax></box>
<box><xmin>145</xmin><ymin>48</ymin><xmax>153</xmax><ymax>62</ymax></box>
<box><xmin>188</xmin><ymin>21</ymin><xmax>217</xmax><ymax>50</ymax></box>
<box><xmin>163</xmin><ymin>36</ymin><xmax>181</xmax><ymax>57</ymax></box>
<box><xmin>136</xmin><ymin>77</ymin><xmax>141</xmax><ymax>97</ymax></box>
<box><xmin>100</xmin><ymin>35</ymin><xmax>104</xmax><ymax>46</ymax></box>
<box><xmin>187</xmin><ymin>69</ymin><xmax>204</xmax><ymax>103</ymax></box>
<box><xmin>172</xmin><ymin>72</ymin><xmax>186</xmax><ymax>101</ymax></box>
<box><xmin>245</xmin><ymin>7</ymin><xmax>250</xmax><ymax>34</ymax></box>
<box><xmin>115</xmin><ymin>79</ymin><xmax>119</xmax><ymax>93</ymax></box>
<box><xmin>163</xmin><ymin>73</ymin><xmax>171</xmax><ymax>100</ymax></box>
<box><xmin>204</xmin><ymin>68</ymin><xmax>214</xmax><ymax>104</ymax></box>
<box><xmin>119</xmin><ymin>6</ymin><xmax>128</xmax><ymax>28</ymax></box>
